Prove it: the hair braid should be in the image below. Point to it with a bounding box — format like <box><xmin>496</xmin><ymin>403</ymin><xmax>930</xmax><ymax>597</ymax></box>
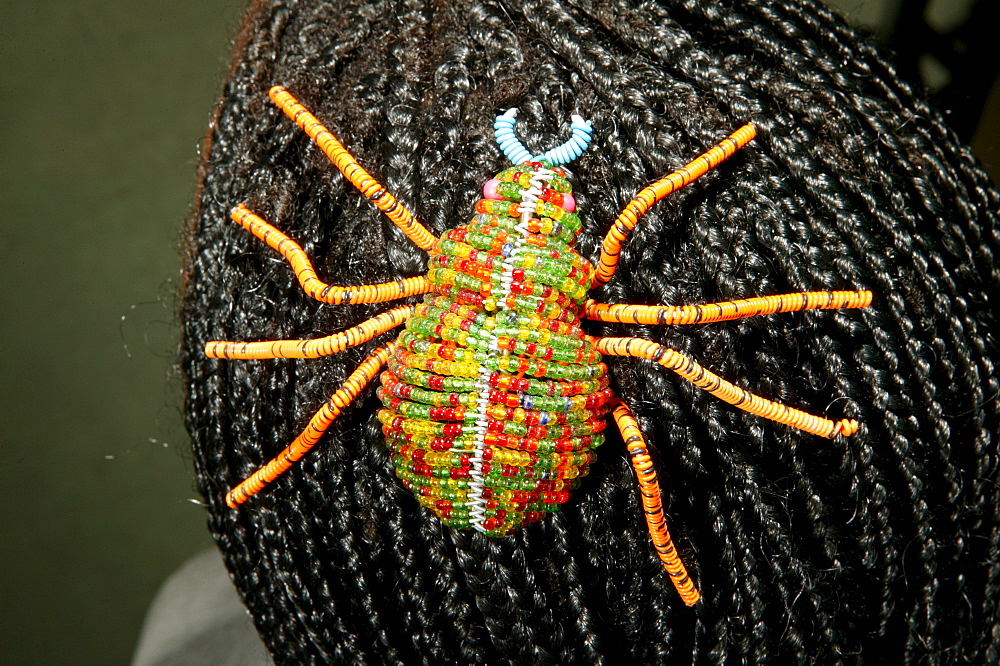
<box><xmin>182</xmin><ymin>0</ymin><xmax>1000</xmax><ymax>661</ymax></box>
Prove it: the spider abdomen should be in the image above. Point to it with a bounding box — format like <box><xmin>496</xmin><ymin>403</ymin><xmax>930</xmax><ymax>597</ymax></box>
<box><xmin>376</xmin><ymin>163</ymin><xmax>611</xmax><ymax>536</ymax></box>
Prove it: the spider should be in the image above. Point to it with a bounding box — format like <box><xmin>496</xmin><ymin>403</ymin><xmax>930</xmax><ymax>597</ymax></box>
<box><xmin>205</xmin><ymin>86</ymin><xmax>871</xmax><ymax>605</ymax></box>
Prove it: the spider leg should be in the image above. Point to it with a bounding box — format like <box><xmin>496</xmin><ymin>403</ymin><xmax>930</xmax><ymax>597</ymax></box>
<box><xmin>612</xmin><ymin>399</ymin><xmax>701</xmax><ymax>606</ymax></box>
<box><xmin>593</xmin><ymin>124</ymin><xmax>756</xmax><ymax>287</ymax></box>
<box><xmin>225</xmin><ymin>344</ymin><xmax>394</xmax><ymax>508</ymax></box>
<box><xmin>269</xmin><ymin>86</ymin><xmax>437</xmax><ymax>252</ymax></box>
<box><xmin>591</xmin><ymin>336</ymin><xmax>859</xmax><ymax>439</ymax></box>
<box><xmin>205</xmin><ymin>304</ymin><xmax>413</xmax><ymax>359</ymax></box>
<box><xmin>584</xmin><ymin>290</ymin><xmax>871</xmax><ymax>325</ymax></box>
<box><xmin>230</xmin><ymin>204</ymin><xmax>433</xmax><ymax>304</ymax></box>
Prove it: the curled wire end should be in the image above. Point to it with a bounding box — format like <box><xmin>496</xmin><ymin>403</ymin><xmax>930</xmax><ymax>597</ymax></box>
<box><xmin>836</xmin><ymin>419</ymin><xmax>860</xmax><ymax>437</ymax></box>
<box><xmin>535</xmin><ymin>115</ymin><xmax>593</xmax><ymax>166</ymax></box>
<box><xmin>494</xmin><ymin>109</ymin><xmax>532</xmax><ymax>164</ymax></box>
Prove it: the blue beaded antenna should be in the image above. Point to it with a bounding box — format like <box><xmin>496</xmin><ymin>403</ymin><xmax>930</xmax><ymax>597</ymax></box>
<box><xmin>494</xmin><ymin>108</ymin><xmax>593</xmax><ymax>166</ymax></box>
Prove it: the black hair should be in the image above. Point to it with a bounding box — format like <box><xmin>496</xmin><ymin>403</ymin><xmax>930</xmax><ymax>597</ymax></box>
<box><xmin>182</xmin><ymin>0</ymin><xmax>1000</xmax><ymax>662</ymax></box>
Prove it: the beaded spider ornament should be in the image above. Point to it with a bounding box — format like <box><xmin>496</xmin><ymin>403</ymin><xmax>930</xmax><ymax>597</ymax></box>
<box><xmin>207</xmin><ymin>86</ymin><xmax>870</xmax><ymax>605</ymax></box>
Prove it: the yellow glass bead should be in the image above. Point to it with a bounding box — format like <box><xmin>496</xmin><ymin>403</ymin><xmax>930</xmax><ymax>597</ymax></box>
<box><xmin>522</xmin><ymin>254</ymin><xmax>536</xmax><ymax>268</ymax></box>
<box><xmin>456</xmin><ymin>362</ymin><xmax>479</xmax><ymax>377</ymax></box>
<box><xmin>512</xmin><ymin>408</ymin><xmax>526</xmax><ymax>423</ymax></box>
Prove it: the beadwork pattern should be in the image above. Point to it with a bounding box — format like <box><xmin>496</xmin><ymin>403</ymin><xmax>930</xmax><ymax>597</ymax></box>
<box><xmin>378</xmin><ymin>159</ymin><xmax>610</xmax><ymax>536</ymax></box>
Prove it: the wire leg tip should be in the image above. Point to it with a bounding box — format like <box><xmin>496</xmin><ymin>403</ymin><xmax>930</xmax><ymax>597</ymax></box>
<box><xmin>837</xmin><ymin>419</ymin><xmax>860</xmax><ymax>437</ymax></box>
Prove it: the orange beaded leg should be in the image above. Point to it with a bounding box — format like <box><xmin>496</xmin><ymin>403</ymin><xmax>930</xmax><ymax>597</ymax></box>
<box><xmin>592</xmin><ymin>336</ymin><xmax>859</xmax><ymax>439</ymax></box>
<box><xmin>226</xmin><ymin>344</ymin><xmax>394</xmax><ymax>508</ymax></box>
<box><xmin>584</xmin><ymin>290</ymin><xmax>872</xmax><ymax>325</ymax></box>
<box><xmin>268</xmin><ymin>86</ymin><xmax>438</xmax><ymax>252</ymax></box>
<box><xmin>230</xmin><ymin>204</ymin><xmax>433</xmax><ymax>304</ymax></box>
<box><xmin>593</xmin><ymin>124</ymin><xmax>757</xmax><ymax>287</ymax></box>
<box><xmin>205</xmin><ymin>305</ymin><xmax>413</xmax><ymax>359</ymax></box>
<box><xmin>612</xmin><ymin>400</ymin><xmax>701</xmax><ymax>606</ymax></box>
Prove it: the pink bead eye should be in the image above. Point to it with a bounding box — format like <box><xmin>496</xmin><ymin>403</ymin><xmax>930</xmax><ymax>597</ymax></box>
<box><xmin>561</xmin><ymin>193</ymin><xmax>576</xmax><ymax>213</ymax></box>
<box><xmin>483</xmin><ymin>179</ymin><xmax>502</xmax><ymax>200</ymax></box>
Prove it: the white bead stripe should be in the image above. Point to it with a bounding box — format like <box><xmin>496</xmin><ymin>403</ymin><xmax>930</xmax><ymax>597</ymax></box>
<box><xmin>461</xmin><ymin>165</ymin><xmax>551</xmax><ymax>532</ymax></box>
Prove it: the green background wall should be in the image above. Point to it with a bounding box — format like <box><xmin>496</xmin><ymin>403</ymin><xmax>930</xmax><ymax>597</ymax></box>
<box><xmin>1</xmin><ymin>3</ymin><xmax>242</xmax><ymax>663</ymax></box>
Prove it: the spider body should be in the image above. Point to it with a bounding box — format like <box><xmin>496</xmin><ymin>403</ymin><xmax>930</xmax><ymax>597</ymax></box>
<box><xmin>206</xmin><ymin>86</ymin><xmax>871</xmax><ymax>606</ymax></box>
<box><xmin>377</xmin><ymin>161</ymin><xmax>607</xmax><ymax>536</ymax></box>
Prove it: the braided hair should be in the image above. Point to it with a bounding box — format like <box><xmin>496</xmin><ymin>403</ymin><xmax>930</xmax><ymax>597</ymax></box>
<box><xmin>182</xmin><ymin>0</ymin><xmax>1000</xmax><ymax>661</ymax></box>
